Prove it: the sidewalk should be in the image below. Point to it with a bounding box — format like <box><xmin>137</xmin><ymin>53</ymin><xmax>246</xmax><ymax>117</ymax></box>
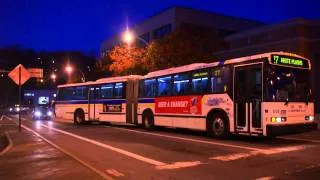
<box><xmin>0</xmin><ymin>118</ymin><xmax>101</xmax><ymax>180</ymax></box>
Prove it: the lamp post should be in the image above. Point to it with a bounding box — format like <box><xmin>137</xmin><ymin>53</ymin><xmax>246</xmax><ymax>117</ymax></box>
<box><xmin>65</xmin><ymin>64</ymin><xmax>86</xmax><ymax>83</ymax></box>
<box><xmin>122</xmin><ymin>30</ymin><xmax>148</xmax><ymax>46</ymax></box>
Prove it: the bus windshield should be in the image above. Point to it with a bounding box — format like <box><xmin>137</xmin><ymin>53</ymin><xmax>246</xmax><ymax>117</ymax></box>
<box><xmin>266</xmin><ymin>65</ymin><xmax>312</xmax><ymax>102</ymax></box>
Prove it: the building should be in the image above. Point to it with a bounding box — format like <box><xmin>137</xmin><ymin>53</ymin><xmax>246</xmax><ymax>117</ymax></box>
<box><xmin>212</xmin><ymin>18</ymin><xmax>320</xmax><ymax>113</ymax></box>
<box><xmin>100</xmin><ymin>6</ymin><xmax>263</xmax><ymax>56</ymax></box>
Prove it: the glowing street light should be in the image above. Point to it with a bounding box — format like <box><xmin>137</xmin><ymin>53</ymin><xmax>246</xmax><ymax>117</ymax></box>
<box><xmin>122</xmin><ymin>30</ymin><xmax>148</xmax><ymax>46</ymax></box>
<box><xmin>65</xmin><ymin>64</ymin><xmax>85</xmax><ymax>82</ymax></box>
<box><xmin>51</xmin><ymin>73</ymin><xmax>56</xmax><ymax>81</ymax></box>
<box><xmin>123</xmin><ymin>30</ymin><xmax>134</xmax><ymax>44</ymax></box>
<box><xmin>65</xmin><ymin>65</ymin><xmax>73</xmax><ymax>74</ymax></box>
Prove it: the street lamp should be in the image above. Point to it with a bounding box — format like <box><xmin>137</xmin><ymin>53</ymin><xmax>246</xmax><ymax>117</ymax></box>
<box><xmin>65</xmin><ymin>64</ymin><xmax>86</xmax><ymax>82</ymax></box>
<box><xmin>65</xmin><ymin>65</ymin><xmax>73</xmax><ymax>74</ymax></box>
<box><xmin>51</xmin><ymin>73</ymin><xmax>56</xmax><ymax>82</ymax></box>
<box><xmin>122</xmin><ymin>30</ymin><xmax>148</xmax><ymax>46</ymax></box>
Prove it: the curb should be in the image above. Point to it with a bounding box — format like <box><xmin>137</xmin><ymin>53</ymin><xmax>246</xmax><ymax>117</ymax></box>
<box><xmin>0</xmin><ymin>131</ymin><xmax>13</xmax><ymax>156</ymax></box>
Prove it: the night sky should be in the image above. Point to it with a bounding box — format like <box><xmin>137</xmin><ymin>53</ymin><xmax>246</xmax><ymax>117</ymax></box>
<box><xmin>0</xmin><ymin>0</ymin><xmax>318</xmax><ymax>55</ymax></box>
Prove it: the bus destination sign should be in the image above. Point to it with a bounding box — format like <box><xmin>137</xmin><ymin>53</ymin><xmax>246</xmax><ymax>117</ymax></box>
<box><xmin>271</xmin><ymin>55</ymin><xmax>309</xmax><ymax>68</ymax></box>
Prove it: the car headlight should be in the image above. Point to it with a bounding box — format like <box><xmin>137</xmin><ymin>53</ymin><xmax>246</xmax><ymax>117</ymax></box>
<box><xmin>9</xmin><ymin>108</ymin><xmax>13</xmax><ymax>112</ymax></box>
<box><xmin>35</xmin><ymin>111</ymin><xmax>42</xmax><ymax>117</ymax></box>
<box><xmin>47</xmin><ymin>111</ymin><xmax>53</xmax><ymax>116</ymax></box>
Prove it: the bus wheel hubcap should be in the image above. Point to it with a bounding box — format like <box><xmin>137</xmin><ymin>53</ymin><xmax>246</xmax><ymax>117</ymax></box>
<box><xmin>76</xmin><ymin>114</ymin><xmax>82</xmax><ymax>123</ymax></box>
<box><xmin>213</xmin><ymin>118</ymin><xmax>224</xmax><ymax>136</ymax></box>
<box><xmin>145</xmin><ymin>117</ymin><xmax>150</xmax><ymax>128</ymax></box>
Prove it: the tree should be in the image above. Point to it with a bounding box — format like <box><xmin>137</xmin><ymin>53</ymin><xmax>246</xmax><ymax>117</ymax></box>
<box><xmin>146</xmin><ymin>24</ymin><xmax>229</xmax><ymax>70</ymax></box>
<box><xmin>94</xmin><ymin>54</ymin><xmax>112</xmax><ymax>79</ymax></box>
<box><xmin>108</xmin><ymin>44</ymin><xmax>149</xmax><ymax>76</ymax></box>
<box><xmin>100</xmin><ymin>24</ymin><xmax>229</xmax><ymax>76</ymax></box>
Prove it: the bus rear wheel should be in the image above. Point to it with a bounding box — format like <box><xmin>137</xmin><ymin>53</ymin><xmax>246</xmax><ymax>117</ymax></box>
<box><xmin>208</xmin><ymin>113</ymin><xmax>229</xmax><ymax>139</ymax></box>
<box><xmin>143</xmin><ymin>111</ymin><xmax>154</xmax><ymax>130</ymax></box>
<box><xmin>74</xmin><ymin>110</ymin><xmax>85</xmax><ymax>125</ymax></box>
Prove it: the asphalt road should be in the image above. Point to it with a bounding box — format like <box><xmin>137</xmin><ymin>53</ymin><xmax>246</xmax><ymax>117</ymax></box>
<box><xmin>6</xmin><ymin>115</ymin><xmax>320</xmax><ymax>179</ymax></box>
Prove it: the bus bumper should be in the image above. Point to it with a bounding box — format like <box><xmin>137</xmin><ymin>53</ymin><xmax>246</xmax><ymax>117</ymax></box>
<box><xmin>266</xmin><ymin>122</ymin><xmax>318</xmax><ymax>136</ymax></box>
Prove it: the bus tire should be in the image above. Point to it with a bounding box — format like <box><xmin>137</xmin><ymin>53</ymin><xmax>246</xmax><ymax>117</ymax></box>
<box><xmin>142</xmin><ymin>111</ymin><xmax>154</xmax><ymax>130</ymax></box>
<box><xmin>74</xmin><ymin>109</ymin><xmax>85</xmax><ymax>125</ymax></box>
<box><xmin>207</xmin><ymin>113</ymin><xmax>229</xmax><ymax>139</ymax></box>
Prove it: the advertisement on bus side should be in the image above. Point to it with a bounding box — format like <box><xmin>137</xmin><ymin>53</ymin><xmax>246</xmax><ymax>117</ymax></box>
<box><xmin>155</xmin><ymin>96</ymin><xmax>202</xmax><ymax>114</ymax></box>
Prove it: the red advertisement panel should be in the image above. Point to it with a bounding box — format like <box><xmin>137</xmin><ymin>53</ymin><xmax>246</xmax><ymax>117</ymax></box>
<box><xmin>155</xmin><ymin>96</ymin><xmax>202</xmax><ymax>114</ymax></box>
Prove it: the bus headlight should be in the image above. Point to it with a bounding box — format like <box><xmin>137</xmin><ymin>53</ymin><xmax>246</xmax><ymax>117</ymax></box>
<box><xmin>47</xmin><ymin>111</ymin><xmax>53</xmax><ymax>116</ymax></box>
<box><xmin>305</xmin><ymin>116</ymin><xmax>314</xmax><ymax>121</ymax></box>
<box><xmin>271</xmin><ymin>117</ymin><xmax>286</xmax><ymax>123</ymax></box>
<box><xmin>35</xmin><ymin>111</ymin><xmax>42</xmax><ymax>117</ymax></box>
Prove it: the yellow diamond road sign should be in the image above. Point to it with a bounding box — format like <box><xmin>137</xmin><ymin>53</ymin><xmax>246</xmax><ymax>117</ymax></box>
<box><xmin>8</xmin><ymin>64</ymin><xmax>31</xmax><ymax>86</ymax></box>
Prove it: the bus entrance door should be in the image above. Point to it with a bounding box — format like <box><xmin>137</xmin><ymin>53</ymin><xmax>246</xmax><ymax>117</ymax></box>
<box><xmin>88</xmin><ymin>87</ymin><xmax>99</xmax><ymax>121</ymax></box>
<box><xmin>234</xmin><ymin>63</ymin><xmax>263</xmax><ymax>135</ymax></box>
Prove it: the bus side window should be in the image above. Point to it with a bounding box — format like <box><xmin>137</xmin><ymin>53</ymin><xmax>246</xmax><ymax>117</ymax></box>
<box><xmin>144</xmin><ymin>79</ymin><xmax>156</xmax><ymax>97</ymax></box>
<box><xmin>211</xmin><ymin>67</ymin><xmax>230</xmax><ymax>93</ymax></box>
<box><xmin>192</xmin><ymin>71</ymin><xmax>209</xmax><ymax>94</ymax></box>
<box><xmin>173</xmin><ymin>73</ymin><xmax>190</xmax><ymax>95</ymax></box>
<box><xmin>101</xmin><ymin>84</ymin><xmax>114</xmax><ymax>99</ymax></box>
<box><xmin>138</xmin><ymin>80</ymin><xmax>144</xmax><ymax>98</ymax></box>
<box><xmin>158</xmin><ymin>76</ymin><xmax>172</xmax><ymax>96</ymax></box>
<box><xmin>71</xmin><ymin>86</ymin><xmax>88</xmax><ymax>100</ymax></box>
<box><xmin>114</xmin><ymin>83</ymin><xmax>124</xmax><ymax>99</ymax></box>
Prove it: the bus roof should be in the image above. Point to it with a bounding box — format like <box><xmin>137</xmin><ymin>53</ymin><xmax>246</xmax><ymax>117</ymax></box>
<box><xmin>144</xmin><ymin>63</ymin><xmax>208</xmax><ymax>78</ymax></box>
<box><xmin>57</xmin><ymin>75</ymin><xmax>143</xmax><ymax>88</ymax></box>
<box><xmin>207</xmin><ymin>51</ymin><xmax>311</xmax><ymax>67</ymax></box>
<box><xmin>143</xmin><ymin>51</ymin><xmax>311</xmax><ymax>78</ymax></box>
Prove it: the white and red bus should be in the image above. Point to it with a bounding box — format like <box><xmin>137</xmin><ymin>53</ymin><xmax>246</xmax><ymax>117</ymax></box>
<box><xmin>137</xmin><ymin>52</ymin><xmax>316</xmax><ymax>137</ymax></box>
<box><xmin>55</xmin><ymin>75</ymin><xmax>142</xmax><ymax>124</ymax></box>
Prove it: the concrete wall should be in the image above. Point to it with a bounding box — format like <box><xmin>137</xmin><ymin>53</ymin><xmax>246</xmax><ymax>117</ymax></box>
<box><xmin>174</xmin><ymin>7</ymin><xmax>262</xmax><ymax>32</ymax></box>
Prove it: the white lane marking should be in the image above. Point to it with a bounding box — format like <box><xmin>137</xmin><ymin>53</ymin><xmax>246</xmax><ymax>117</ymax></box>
<box><xmin>108</xmin><ymin>127</ymin><xmax>264</xmax><ymax>151</ymax></box>
<box><xmin>156</xmin><ymin>161</ymin><xmax>201</xmax><ymax>170</ymax></box>
<box><xmin>210</xmin><ymin>152</ymin><xmax>257</xmax><ymax>161</ymax></box>
<box><xmin>259</xmin><ymin>145</ymin><xmax>306</xmax><ymax>155</ymax></box>
<box><xmin>278</xmin><ymin>136</ymin><xmax>320</xmax><ymax>143</ymax></box>
<box><xmin>210</xmin><ymin>145</ymin><xmax>307</xmax><ymax>161</ymax></box>
<box><xmin>40</xmin><ymin>124</ymin><xmax>166</xmax><ymax>166</ymax></box>
<box><xmin>0</xmin><ymin>131</ymin><xmax>13</xmax><ymax>156</ymax></box>
<box><xmin>255</xmin><ymin>176</ymin><xmax>274</xmax><ymax>180</ymax></box>
<box><xmin>20</xmin><ymin>124</ymin><xmax>113</xmax><ymax>180</ymax></box>
<box><xmin>105</xmin><ymin>169</ymin><xmax>124</xmax><ymax>177</ymax></box>
<box><xmin>3</xmin><ymin>115</ymin><xmax>13</xmax><ymax>120</ymax></box>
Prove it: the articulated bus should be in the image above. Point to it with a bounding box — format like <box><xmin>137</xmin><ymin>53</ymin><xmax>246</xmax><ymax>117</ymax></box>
<box><xmin>55</xmin><ymin>75</ymin><xmax>142</xmax><ymax>124</ymax></box>
<box><xmin>55</xmin><ymin>52</ymin><xmax>317</xmax><ymax>138</ymax></box>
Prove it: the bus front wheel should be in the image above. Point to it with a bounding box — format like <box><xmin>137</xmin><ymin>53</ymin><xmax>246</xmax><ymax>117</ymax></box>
<box><xmin>143</xmin><ymin>111</ymin><xmax>154</xmax><ymax>130</ymax></box>
<box><xmin>207</xmin><ymin>113</ymin><xmax>229</xmax><ymax>139</ymax></box>
<box><xmin>74</xmin><ymin>110</ymin><xmax>85</xmax><ymax>125</ymax></box>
